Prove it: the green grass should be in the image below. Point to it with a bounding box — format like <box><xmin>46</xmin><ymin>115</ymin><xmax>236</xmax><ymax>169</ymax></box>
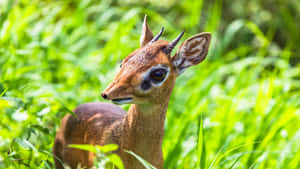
<box><xmin>1</xmin><ymin>0</ymin><xmax>300</xmax><ymax>168</ymax></box>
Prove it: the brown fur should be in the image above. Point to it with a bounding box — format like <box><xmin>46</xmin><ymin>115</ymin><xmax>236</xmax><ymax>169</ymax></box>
<box><xmin>53</xmin><ymin>16</ymin><xmax>211</xmax><ymax>169</ymax></box>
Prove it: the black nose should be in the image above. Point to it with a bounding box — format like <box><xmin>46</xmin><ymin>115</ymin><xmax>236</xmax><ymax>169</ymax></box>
<box><xmin>101</xmin><ymin>93</ymin><xmax>108</xmax><ymax>100</ymax></box>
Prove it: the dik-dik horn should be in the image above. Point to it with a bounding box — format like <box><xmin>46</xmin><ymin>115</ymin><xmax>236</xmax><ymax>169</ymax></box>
<box><xmin>53</xmin><ymin>15</ymin><xmax>211</xmax><ymax>169</ymax></box>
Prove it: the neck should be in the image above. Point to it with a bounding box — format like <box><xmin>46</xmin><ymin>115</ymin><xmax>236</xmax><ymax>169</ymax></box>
<box><xmin>121</xmin><ymin>99</ymin><xmax>170</xmax><ymax>156</ymax></box>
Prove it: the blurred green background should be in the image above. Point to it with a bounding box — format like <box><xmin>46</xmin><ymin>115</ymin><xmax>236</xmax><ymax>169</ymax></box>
<box><xmin>0</xmin><ymin>0</ymin><xmax>300</xmax><ymax>168</ymax></box>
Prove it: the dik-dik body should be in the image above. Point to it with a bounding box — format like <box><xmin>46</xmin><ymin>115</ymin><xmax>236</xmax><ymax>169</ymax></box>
<box><xmin>53</xmin><ymin>16</ymin><xmax>211</xmax><ymax>169</ymax></box>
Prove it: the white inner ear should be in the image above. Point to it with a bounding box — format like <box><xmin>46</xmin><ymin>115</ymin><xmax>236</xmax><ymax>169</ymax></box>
<box><xmin>175</xmin><ymin>37</ymin><xmax>208</xmax><ymax>72</ymax></box>
<box><xmin>183</xmin><ymin>37</ymin><xmax>207</xmax><ymax>60</ymax></box>
<box><xmin>188</xmin><ymin>38</ymin><xmax>207</xmax><ymax>52</ymax></box>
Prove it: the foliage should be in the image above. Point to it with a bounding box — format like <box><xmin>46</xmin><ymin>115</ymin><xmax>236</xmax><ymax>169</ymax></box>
<box><xmin>125</xmin><ymin>151</ymin><xmax>157</xmax><ymax>169</ymax></box>
<box><xmin>0</xmin><ymin>0</ymin><xmax>300</xmax><ymax>168</ymax></box>
<box><xmin>69</xmin><ymin>144</ymin><xmax>124</xmax><ymax>169</ymax></box>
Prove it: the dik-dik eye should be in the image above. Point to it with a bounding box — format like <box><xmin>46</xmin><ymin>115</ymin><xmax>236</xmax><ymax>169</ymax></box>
<box><xmin>140</xmin><ymin>65</ymin><xmax>170</xmax><ymax>91</ymax></box>
<box><xmin>150</xmin><ymin>69</ymin><xmax>167</xmax><ymax>82</ymax></box>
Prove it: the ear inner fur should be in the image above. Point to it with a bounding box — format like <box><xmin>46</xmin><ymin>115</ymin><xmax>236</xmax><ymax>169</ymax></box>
<box><xmin>172</xmin><ymin>32</ymin><xmax>211</xmax><ymax>74</ymax></box>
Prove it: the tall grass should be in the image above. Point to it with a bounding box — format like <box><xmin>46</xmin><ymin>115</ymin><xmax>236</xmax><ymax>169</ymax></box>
<box><xmin>0</xmin><ymin>0</ymin><xmax>299</xmax><ymax>168</ymax></box>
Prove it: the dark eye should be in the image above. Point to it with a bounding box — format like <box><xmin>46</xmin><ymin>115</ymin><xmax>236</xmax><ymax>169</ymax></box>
<box><xmin>150</xmin><ymin>69</ymin><xmax>167</xmax><ymax>82</ymax></box>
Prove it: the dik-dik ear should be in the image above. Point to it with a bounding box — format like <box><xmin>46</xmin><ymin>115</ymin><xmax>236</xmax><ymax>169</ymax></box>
<box><xmin>172</xmin><ymin>32</ymin><xmax>211</xmax><ymax>74</ymax></box>
<box><xmin>140</xmin><ymin>15</ymin><xmax>154</xmax><ymax>47</ymax></box>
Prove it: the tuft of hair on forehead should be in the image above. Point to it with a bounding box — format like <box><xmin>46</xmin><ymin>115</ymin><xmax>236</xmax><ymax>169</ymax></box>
<box><xmin>126</xmin><ymin>40</ymin><xmax>170</xmax><ymax>63</ymax></box>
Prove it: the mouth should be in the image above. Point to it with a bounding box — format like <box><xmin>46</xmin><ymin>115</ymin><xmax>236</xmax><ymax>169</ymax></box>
<box><xmin>111</xmin><ymin>97</ymin><xmax>133</xmax><ymax>105</ymax></box>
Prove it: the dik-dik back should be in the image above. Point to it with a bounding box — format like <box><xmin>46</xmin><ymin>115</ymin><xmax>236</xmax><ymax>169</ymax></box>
<box><xmin>53</xmin><ymin>15</ymin><xmax>211</xmax><ymax>169</ymax></box>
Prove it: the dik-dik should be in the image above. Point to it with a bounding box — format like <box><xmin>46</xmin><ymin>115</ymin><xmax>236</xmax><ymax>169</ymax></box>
<box><xmin>53</xmin><ymin>16</ymin><xmax>211</xmax><ymax>169</ymax></box>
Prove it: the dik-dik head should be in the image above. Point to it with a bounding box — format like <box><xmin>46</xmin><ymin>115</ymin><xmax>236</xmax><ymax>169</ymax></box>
<box><xmin>101</xmin><ymin>16</ymin><xmax>211</xmax><ymax>105</ymax></box>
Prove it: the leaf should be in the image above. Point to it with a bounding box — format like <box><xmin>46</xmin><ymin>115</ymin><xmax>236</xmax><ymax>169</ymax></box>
<box><xmin>55</xmin><ymin>98</ymin><xmax>77</xmax><ymax>117</ymax></box>
<box><xmin>107</xmin><ymin>154</ymin><xmax>124</xmax><ymax>169</ymax></box>
<box><xmin>96</xmin><ymin>144</ymin><xmax>119</xmax><ymax>153</ymax></box>
<box><xmin>43</xmin><ymin>160</ymin><xmax>53</xmax><ymax>169</ymax></box>
<box><xmin>69</xmin><ymin>144</ymin><xmax>119</xmax><ymax>153</ymax></box>
<box><xmin>69</xmin><ymin>144</ymin><xmax>97</xmax><ymax>153</ymax></box>
<box><xmin>0</xmin><ymin>83</ymin><xmax>7</xmax><ymax>96</ymax></box>
<box><xmin>228</xmin><ymin>155</ymin><xmax>242</xmax><ymax>169</ymax></box>
<box><xmin>125</xmin><ymin>150</ymin><xmax>156</xmax><ymax>169</ymax></box>
<box><xmin>197</xmin><ymin>115</ymin><xmax>206</xmax><ymax>169</ymax></box>
<box><xmin>223</xmin><ymin>20</ymin><xmax>244</xmax><ymax>49</ymax></box>
<box><xmin>15</xmin><ymin>138</ymin><xmax>36</xmax><ymax>151</ymax></box>
<box><xmin>30</xmin><ymin>124</ymin><xmax>50</xmax><ymax>134</ymax></box>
